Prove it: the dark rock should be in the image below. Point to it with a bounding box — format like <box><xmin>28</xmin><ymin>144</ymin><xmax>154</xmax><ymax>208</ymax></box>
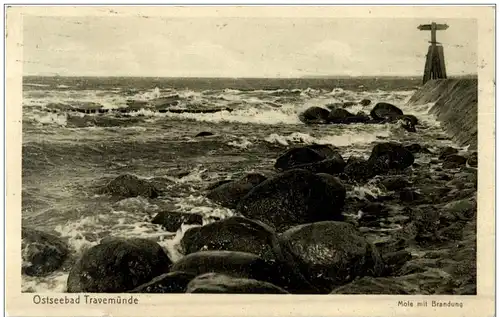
<box><xmin>195</xmin><ymin>131</ymin><xmax>214</xmax><ymax>137</ymax></box>
<box><xmin>22</xmin><ymin>227</ymin><xmax>69</xmax><ymax>277</ymax></box>
<box><xmin>306</xmin><ymin>144</ymin><xmax>341</xmax><ymax>158</ymax></box>
<box><xmin>399</xmin><ymin>116</ymin><xmax>417</xmax><ymax>132</ymax></box>
<box><xmin>359</xmin><ymin>99</ymin><xmax>372</xmax><ymax>106</ymax></box>
<box><xmin>344</xmin><ymin>157</ymin><xmax>374</xmax><ymax>181</ymax></box>
<box><xmin>274</xmin><ymin>147</ymin><xmax>326</xmax><ymax>170</ymax></box>
<box><xmin>370</xmin><ymin>102</ymin><xmax>404</xmax><ymax>121</ymax></box>
<box><xmin>325</xmin><ymin>103</ymin><xmax>344</xmax><ymax>111</ymax></box>
<box><xmin>279</xmin><ymin>221</ymin><xmax>384</xmax><ymax>292</ymax></box>
<box><xmin>206</xmin><ymin>179</ymin><xmax>233</xmax><ymax>191</ymax></box>
<box><xmin>360</xmin><ymin>202</ymin><xmax>389</xmax><ymax>218</ymax></box>
<box><xmin>206</xmin><ymin>173</ymin><xmax>267</xmax><ymax>208</ymax></box>
<box><xmin>180</xmin><ymin>217</ymin><xmax>279</xmax><ymax>260</ymax></box>
<box><xmin>100</xmin><ymin>174</ymin><xmax>160</xmax><ymax>199</ymax></box>
<box><xmin>151</xmin><ymin>211</ymin><xmax>203</xmax><ymax>232</ymax></box>
<box><xmin>442</xmin><ymin>155</ymin><xmax>467</xmax><ymax>169</ymax></box>
<box><xmin>405</xmin><ymin>143</ymin><xmax>422</xmax><ymax>153</ymax></box>
<box><xmin>186</xmin><ymin>273</ymin><xmax>289</xmax><ymax>294</ymax></box>
<box><xmin>274</xmin><ymin>145</ymin><xmax>341</xmax><ymax>171</ymax></box>
<box><xmin>467</xmin><ymin>152</ymin><xmax>478</xmax><ymax>167</ymax></box>
<box><xmin>330</xmin><ymin>276</ymin><xmax>409</xmax><ymax>294</ymax></box>
<box><xmin>381</xmin><ymin>176</ymin><xmax>411</xmax><ymax>191</ymax></box>
<box><xmin>382</xmin><ymin>250</ymin><xmax>412</xmax><ymax>276</ymax></box>
<box><xmin>129</xmin><ymin>271</ymin><xmax>197</xmax><ymax>293</ymax></box>
<box><xmin>180</xmin><ymin>218</ymin><xmax>318</xmax><ymax>294</ymax></box>
<box><xmin>170</xmin><ymin>251</ymin><xmax>309</xmax><ymax>293</ymax></box>
<box><xmin>67</xmin><ymin>238</ymin><xmax>171</xmax><ymax>293</ymax></box>
<box><xmin>327</xmin><ymin>108</ymin><xmax>355</xmax><ymax>124</ymax></box>
<box><xmin>291</xmin><ymin>158</ymin><xmax>346</xmax><ymax>174</ymax></box>
<box><xmin>343</xmin><ymin>101</ymin><xmax>357</xmax><ymax>107</ymax></box>
<box><xmin>236</xmin><ymin>169</ymin><xmax>346</xmax><ymax>232</ymax></box>
<box><xmin>401</xmin><ymin>114</ymin><xmax>419</xmax><ymax>126</ymax></box>
<box><xmin>298</xmin><ymin>107</ymin><xmax>330</xmax><ymax>124</ymax></box>
<box><xmin>439</xmin><ymin>147</ymin><xmax>459</xmax><ymax>160</ymax></box>
<box><xmin>368</xmin><ymin>142</ymin><xmax>415</xmax><ymax>170</ymax></box>
<box><xmin>399</xmin><ymin>189</ymin><xmax>422</xmax><ymax>202</ymax></box>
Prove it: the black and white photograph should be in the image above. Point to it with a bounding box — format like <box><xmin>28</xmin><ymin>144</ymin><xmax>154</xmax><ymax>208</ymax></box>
<box><xmin>6</xmin><ymin>5</ymin><xmax>495</xmax><ymax>315</ymax></box>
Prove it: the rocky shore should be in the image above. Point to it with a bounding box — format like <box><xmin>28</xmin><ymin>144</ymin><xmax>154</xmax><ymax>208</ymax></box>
<box><xmin>22</xmin><ymin>97</ymin><xmax>477</xmax><ymax>295</ymax></box>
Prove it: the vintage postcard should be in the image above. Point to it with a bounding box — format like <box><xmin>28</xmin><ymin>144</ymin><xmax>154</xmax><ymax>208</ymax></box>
<box><xmin>5</xmin><ymin>4</ymin><xmax>495</xmax><ymax>317</ymax></box>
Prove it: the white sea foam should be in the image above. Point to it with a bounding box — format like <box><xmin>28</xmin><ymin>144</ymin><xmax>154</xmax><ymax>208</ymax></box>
<box><xmin>264</xmin><ymin>126</ymin><xmax>392</xmax><ymax>147</ymax></box>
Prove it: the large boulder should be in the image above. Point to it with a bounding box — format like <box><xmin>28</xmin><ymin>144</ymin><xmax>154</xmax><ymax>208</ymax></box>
<box><xmin>22</xmin><ymin>227</ymin><xmax>69</xmax><ymax>276</ymax></box>
<box><xmin>151</xmin><ymin>211</ymin><xmax>203</xmax><ymax>232</ymax></box>
<box><xmin>298</xmin><ymin>107</ymin><xmax>330</xmax><ymax>124</ymax></box>
<box><xmin>370</xmin><ymin>102</ymin><xmax>404</xmax><ymax>121</ymax></box>
<box><xmin>328</xmin><ymin>108</ymin><xmax>371</xmax><ymax>124</ymax></box>
<box><xmin>291</xmin><ymin>158</ymin><xmax>346</xmax><ymax>175</ymax></box>
<box><xmin>180</xmin><ymin>216</ymin><xmax>318</xmax><ymax>294</ymax></box>
<box><xmin>186</xmin><ymin>273</ymin><xmax>289</xmax><ymax>294</ymax></box>
<box><xmin>129</xmin><ymin>271</ymin><xmax>197</xmax><ymax>293</ymax></box>
<box><xmin>180</xmin><ymin>217</ymin><xmax>279</xmax><ymax>260</ymax></box>
<box><xmin>67</xmin><ymin>238</ymin><xmax>171</xmax><ymax>293</ymax></box>
<box><xmin>343</xmin><ymin>157</ymin><xmax>375</xmax><ymax>181</ymax></box>
<box><xmin>170</xmin><ymin>251</ymin><xmax>301</xmax><ymax>292</ymax></box>
<box><xmin>99</xmin><ymin>174</ymin><xmax>160</xmax><ymax>199</ymax></box>
<box><xmin>206</xmin><ymin>173</ymin><xmax>267</xmax><ymax>208</ymax></box>
<box><xmin>274</xmin><ymin>145</ymin><xmax>339</xmax><ymax>171</ymax></box>
<box><xmin>236</xmin><ymin>169</ymin><xmax>346</xmax><ymax>232</ymax></box>
<box><xmin>368</xmin><ymin>143</ymin><xmax>415</xmax><ymax>170</ymax></box>
<box><xmin>279</xmin><ymin>221</ymin><xmax>384</xmax><ymax>293</ymax></box>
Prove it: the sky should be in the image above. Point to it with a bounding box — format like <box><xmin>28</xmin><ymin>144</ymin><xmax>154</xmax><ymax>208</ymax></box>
<box><xmin>22</xmin><ymin>16</ymin><xmax>478</xmax><ymax>77</ymax></box>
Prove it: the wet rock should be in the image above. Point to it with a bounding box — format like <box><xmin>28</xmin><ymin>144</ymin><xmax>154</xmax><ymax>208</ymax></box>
<box><xmin>401</xmin><ymin>114</ymin><xmax>419</xmax><ymax>126</ymax></box>
<box><xmin>359</xmin><ymin>99</ymin><xmax>372</xmax><ymax>106</ymax></box>
<box><xmin>399</xmin><ymin>117</ymin><xmax>416</xmax><ymax>132</ymax></box>
<box><xmin>206</xmin><ymin>179</ymin><xmax>233</xmax><ymax>190</ymax></box>
<box><xmin>274</xmin><ymin>147</ymin><xmax>327</xmax><ymax>170</ymax></box>
<box><xmin>395</xmin><ymin>269</ymin><xmax>455</xmax><ymax>294</ymax></box>
<box><xmin>236</xmin><ymin>169</ymin><xmax>346</xmax><ymax>232</ymax></box>
<box><xmin>439</xmin><ymin>146</ymin><xmax>459</xmax><ymax>160</ymax></box>
<box><xmin>343</xmin><ymin>101</ymin><xmax>357</xmax><ymax>107</ymax></box>
<box><xmin>279</xmin><ymin>221</ymin><xmax>384</xmax><ymax>292</ymax></box>
<box><xmin>442</xmin><ymin>155</ymin><xmax>467</xmax><ymax>169</ymax></box>
<box><xmin>67</xmin><ymin>238</ymin><xmax>171</xmax><ymax>293</ymax></box>
<box><xmin>22</xmin><ymin>227</ymin><xmax>69</xmax><ymax>277</ymax></box>
<box><xmin>298</xmin><ymin>107</ymin><xmax>330</xmax><ymax>124</ymax></box>
<box><xmin>381</xmin><ymin>176</ymin><xmax>411</xmax><ymax>191</ymax></box>
<box><xmin>327</xmin><ymin>108</ymin><xmax>354</xmax><ymax>123</ymax></box>
<box><xmin>170</xmin><ymin>251</ymin><xmax>311</xmax><ymax>293</ymax></box>
<box><xmin>382</xmin><ymin>250</ymin><xmax>412</xmax><ymax>276</ymax></box>
<box><xmin>368</xmin><ymin>142</ymin><xmax>415</xmax><ymax>170</ymax></box>
<box><xmin>330</xmin><ymin>276</ymin><xmax>409</xmax><ymax>294</ymax></box>
<box><xmin>274</xmin><ymin>145</ymin><xmax>342</xmax><ymax>171</ymax></box>
<box><xmin>151</xmin><ymin>211</ymin><xmax>203</xmax><ymax>232</ymax></box>
<box><xmin>186</xmin><ymin>273</ymin><xmax>289</xmax><ymax>294</ymax></box>
<box><xmin>370</xmin><ymin>102</ymin><xmax>404</xmax><ymax>121</ymax></box>
<box><xmin>467</xmin><ymin>151</ymin><xmax>478</xmax><ymax>167</ymax></box>
<box><xmin>180</xmin><ymin>217</ymin><xmax>279</xmax><ymax>261</ymax></box>
<box><xmin>129</xmin><ymin>271</ymin><xmax>197</xmax><ymax>293</ymax></box>
<box><xmin>327</xmin><ymin>108</ymin><xmax>370</xmax><ymax>124</ymax></box>
<box><xmin>344</xmin><ymin>157</ymin><xmax>374</xmax><ymax>181</ymax></box>
<box><xmin>100</xmin><ymin>174</ymin><xmax>160</xmax><ymax>199</ymax></box>
<box><xmin>325</xmin><ymin>103</ymin><xmax>344</xmax><ymax>111</ymax></box>
<box><xmin>195</xmin><ymin>131</ymin><xmax>214</xmax><ymax>137</ymax></box>
<box><xmin>206</xmin><ymin>173</ymin><xmax>267</xmax><ymax>208</ymax></box>
<box><xmin>357</xmin><ymin>203</ymin><xmax>389</xmax><ymax>226</ymax></box>
<box><xmin>291</xmin><ymin>158</ymin><xmax>346</xmax><ymax>174</ymax></box>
